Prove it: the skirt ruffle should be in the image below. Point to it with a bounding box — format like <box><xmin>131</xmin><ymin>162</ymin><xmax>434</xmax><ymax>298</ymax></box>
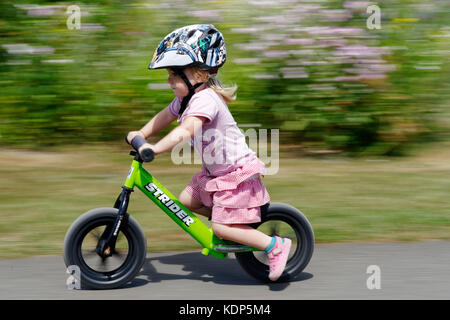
<box><xmin>186</xmin><ymin>158</ymin><xmax>270</xmax><ymax>224</ymax></box>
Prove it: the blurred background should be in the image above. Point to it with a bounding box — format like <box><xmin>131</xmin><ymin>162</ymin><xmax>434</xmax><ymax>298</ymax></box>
<box><xmin>0</xmin><ymin>0</ymin><xmax>449</xmax><ymax>257</ymax></box>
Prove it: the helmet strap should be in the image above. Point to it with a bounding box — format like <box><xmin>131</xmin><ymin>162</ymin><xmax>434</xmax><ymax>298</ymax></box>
<box><xmin>173</xmin><ymin>68</ymin><xmax>204</xmax><ymax>116</ymax></box>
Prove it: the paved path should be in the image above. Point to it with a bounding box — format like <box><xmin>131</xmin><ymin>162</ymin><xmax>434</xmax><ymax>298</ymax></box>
<box><xmin>1</xmin><ymin>241</ymin><xmax>449</xmax><ymax>300</ymax></box>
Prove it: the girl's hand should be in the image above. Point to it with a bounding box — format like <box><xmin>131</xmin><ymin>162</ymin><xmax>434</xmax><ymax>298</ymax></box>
<box><xmin>138</xmin><ymin>143</ymin><xmax>155</xmax><ymax>154</ymax></box>
<box><xmin>138</xmin><ymin>142</ymin><xmax>155</xmax><ymax>162</ymax></box>
<box><xmin>126</xmin><ymin>130</ymin><xmax>145</xmax><ymax>144</ymax></box>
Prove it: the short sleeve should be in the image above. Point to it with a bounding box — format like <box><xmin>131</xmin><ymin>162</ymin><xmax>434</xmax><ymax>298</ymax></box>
<box><xmin>168</xmin><ymin>97</ymin><xmax>182</xmax><ymax>117</ymax></box>
<box><xmin>180</xmin><ymin>91</ymin><xmax>219</xmax><ymax>124</ymax></box>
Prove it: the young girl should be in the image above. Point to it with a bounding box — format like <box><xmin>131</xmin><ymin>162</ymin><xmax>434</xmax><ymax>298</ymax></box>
<box><xmin>127</xmin><ymin>24</ymin><xmax>290</xmax><ymax>281</ymax></box>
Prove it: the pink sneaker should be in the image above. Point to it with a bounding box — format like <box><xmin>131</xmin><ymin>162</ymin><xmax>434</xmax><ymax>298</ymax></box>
<box><xmin>267</xmin><ymin>236</ymin><xmax>292</xmax><ymax>281</ymax></box>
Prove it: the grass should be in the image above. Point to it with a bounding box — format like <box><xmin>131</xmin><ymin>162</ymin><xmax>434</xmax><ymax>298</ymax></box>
<box><xmin>0</xmin><ymin>142</ymin><xmax>449</xmax><ymax>258</ymax></box>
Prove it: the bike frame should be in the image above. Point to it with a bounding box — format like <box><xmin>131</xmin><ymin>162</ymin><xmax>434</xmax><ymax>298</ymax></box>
<box><xmin>109</xmin><ymin>152</ymin><xmax>259</xmax><ymax>259</ymax></box>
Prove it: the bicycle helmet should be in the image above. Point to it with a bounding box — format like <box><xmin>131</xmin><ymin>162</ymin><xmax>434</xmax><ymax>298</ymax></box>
<box><xmin>148</xmin><ymin>24</ymin><xmax>227</xmax><ymax>116</ymax></box>
<box><xmin>148</xmin><ymin>24</ymin><xmax>226</xmax><ymax>71</ymax></box>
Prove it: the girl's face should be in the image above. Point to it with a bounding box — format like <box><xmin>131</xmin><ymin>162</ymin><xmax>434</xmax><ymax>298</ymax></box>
<box><xmin>167</xmin><ymin>67</ymin><xmax>207</xmax><ymax>98</ymax></box>
<box><xmin>167</xmin><ymin>69</ymin><xmax>189</xmax><ymax>98</ymax></box>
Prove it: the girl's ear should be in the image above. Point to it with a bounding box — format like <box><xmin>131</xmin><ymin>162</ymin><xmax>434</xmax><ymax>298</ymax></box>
<box><xmin>193</xmin><ymin>67</ymin><xmax>209</xmax><ymax>83</ymax></box>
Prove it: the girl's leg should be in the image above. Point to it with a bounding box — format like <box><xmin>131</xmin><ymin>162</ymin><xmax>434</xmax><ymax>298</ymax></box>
<box><xmin>212</xmin><ymin>223</ymin><xmax>272</xmax><ymax>251</ymax></box>
<box><xmin>179</xmin><ymin>188</ymin><xmax>212</xmax><ymax>218</ymax></box>
<box><xmin>213</xmin><ymin>223</ymin><xmax>291</xmax><ymax>281</ymax></box>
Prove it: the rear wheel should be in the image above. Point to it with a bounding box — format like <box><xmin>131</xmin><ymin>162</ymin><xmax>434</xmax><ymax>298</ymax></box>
<box><xmin>63</xmin><ymin>208</ymin><xmax>147</xmax><ymax>289</ymax></box>
<box><xmin>235</xmin><ymin>202</ymin><xmax>314</xmax><ymax>282</ymax></box>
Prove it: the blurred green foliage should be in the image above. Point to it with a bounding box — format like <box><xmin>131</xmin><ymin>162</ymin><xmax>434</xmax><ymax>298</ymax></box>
<box><xmin>1</xmin><ymin>0</ymin><xmax>449</xmax><ymax>155</ymax></box>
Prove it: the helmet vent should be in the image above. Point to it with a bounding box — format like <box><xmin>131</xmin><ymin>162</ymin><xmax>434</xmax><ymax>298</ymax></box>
<box><xmin>187</xmin><ymin>30</ymin><xmax>196</xmax><ymax>38</ymax></box>
<box><xmin>211</xmin><ymin>38</ymin><xmax>221</xmax><ymax>48</ymax></box>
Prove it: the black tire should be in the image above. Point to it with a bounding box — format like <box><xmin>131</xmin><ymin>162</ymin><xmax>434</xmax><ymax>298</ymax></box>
<box><xmin>235</xmin><ymin>202</ymin><xmax>314</xmax><ymax>283</ymax></box>
<box><xmin>63</xmin><ymin>207</ymin><xmax>147</xmax><ymax>289</ymax></box>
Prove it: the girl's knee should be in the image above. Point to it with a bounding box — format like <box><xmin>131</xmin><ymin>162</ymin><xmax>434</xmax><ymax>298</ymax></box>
<box><xmin>179</xmin><ymin>188</ymin><xmax>202</xmax><ymax>210</ymax></box>
<box><xmin>212</xmin><ymin>223</ymin><xmax>229</xmax><ymax>239</ymax></box>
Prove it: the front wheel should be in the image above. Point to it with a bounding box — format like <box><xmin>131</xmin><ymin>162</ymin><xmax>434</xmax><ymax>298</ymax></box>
<box><xmin>235</xmin><ymin>202</ymin><xmax>314</xmax><ymax>282</ymax></box>
<box><xmin>63</xmin><ymin>208</ymin><xmax>147</xmax><ymax>289</ymax></box>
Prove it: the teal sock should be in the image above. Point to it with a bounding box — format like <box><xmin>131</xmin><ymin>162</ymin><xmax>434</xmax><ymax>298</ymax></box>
<box><xmin>264</xmin><ymin>237</ymin><xmax>277</xmax><ymax>254</ymax></box>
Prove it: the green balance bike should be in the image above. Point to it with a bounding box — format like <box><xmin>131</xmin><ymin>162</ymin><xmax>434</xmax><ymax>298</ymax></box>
<box><xmin>63</xmin><ymin>147</ymin><xmax>314</xmax><ymax>289</ymax></box>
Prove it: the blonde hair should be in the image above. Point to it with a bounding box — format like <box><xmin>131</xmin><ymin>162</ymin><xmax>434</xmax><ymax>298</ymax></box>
<box><xmin>190</xmin><ymin>67</ymin><xmax>237</xmax><ymax>103</ymax></box>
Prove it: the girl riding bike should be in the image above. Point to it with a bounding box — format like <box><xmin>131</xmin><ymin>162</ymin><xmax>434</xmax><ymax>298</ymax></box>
<box><xmin>127</xmin><ymin>24</ymin><xmax>291</xmax><ymax>281</ymax></box>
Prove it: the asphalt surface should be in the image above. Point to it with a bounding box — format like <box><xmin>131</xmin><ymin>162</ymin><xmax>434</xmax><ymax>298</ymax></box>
<box><xmin>1</xmin><ymin>241</ymin><xmax>449</xmax><ymax>300</ymax></box>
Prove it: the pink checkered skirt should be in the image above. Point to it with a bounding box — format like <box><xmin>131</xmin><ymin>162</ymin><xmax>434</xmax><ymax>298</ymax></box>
<box><xmin>185</xmin><ymin>158</ymin><xmax>270</xmax><ymax>224</ymax></box>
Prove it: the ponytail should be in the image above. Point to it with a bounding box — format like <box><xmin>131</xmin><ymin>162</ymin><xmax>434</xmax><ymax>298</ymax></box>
<box><xmin>207</xmin><ymin>74</ymin><xmax>237</xmax><ymax>103</ymax></box>
<box><xmin>190</xmin><ymin>66</ymin><xmax>237</xmax><ymax>103</ymax></box>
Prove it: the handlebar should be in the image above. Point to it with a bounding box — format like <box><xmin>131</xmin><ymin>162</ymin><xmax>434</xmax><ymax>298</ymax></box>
<box><xmin>139</xmin><ymin>147</ymin><xmax>155</xmax><ymax>162</ymax></box>
<box><xmin>128</xmin><ymin>134</ymin><xmax>154</xmax><ymax>162</ymax></box>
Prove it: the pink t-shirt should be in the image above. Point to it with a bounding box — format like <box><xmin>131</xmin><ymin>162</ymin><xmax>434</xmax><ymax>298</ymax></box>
<box><xmin>168</xmin><ymin>88</ymin><xmax>257</xmax><ymax>176</ymax></box>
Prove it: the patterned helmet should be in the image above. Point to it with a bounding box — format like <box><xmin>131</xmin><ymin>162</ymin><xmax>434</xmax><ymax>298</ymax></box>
<box><xmin>148</xmin><ymin>24</ymin><xmax>226</xmax><ymax>72</ymax></box>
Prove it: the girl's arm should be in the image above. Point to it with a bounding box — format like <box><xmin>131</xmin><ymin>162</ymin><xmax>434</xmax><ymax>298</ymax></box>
<box><xmin>144</xmin><ymin>116</ymin><xmax>206</xmax><ymax>155</ymax></box>
<box><xmin>140</xmin><ymin>106</ymin><xmax>177</xmax><ymax>138</ymax></box>
<box><xmin>127</xmin><ymin>106</ymin><xmax>177</xmax><ymax>142</ymax></box>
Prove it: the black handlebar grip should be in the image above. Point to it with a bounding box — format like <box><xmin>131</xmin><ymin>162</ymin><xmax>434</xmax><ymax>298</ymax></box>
<box><xmin>130</xmin><ymin>135</ymin><xmax>154</xmax><ymax>162</ymax></box>
<box><xmin>130</xmin><ymin>135</ymin><xmax>146</xmax><ymax>151</ymax></box>
<box><xmin>140</xmin><ymin>147</ymin><xmax>154</xmax><ymax>162</ymax></box>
